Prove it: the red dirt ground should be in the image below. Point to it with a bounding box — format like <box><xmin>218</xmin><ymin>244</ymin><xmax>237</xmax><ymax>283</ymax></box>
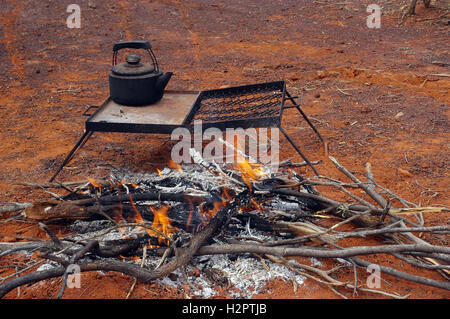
<box><xmin>0</xmin><ymin>0</ymin><xmax>448</xmax><ymax>299</ymax></box>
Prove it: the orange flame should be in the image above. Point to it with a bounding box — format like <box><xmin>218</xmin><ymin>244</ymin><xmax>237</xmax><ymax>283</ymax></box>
<box><xmin>128</xmin><ymin>194</ymin><xmax>144</xmax><ymax>222</ymax></box>
<box><xmin>200</xmin><ymin>188</ymin><xmax>233</xmax><ymax>224</ymax></box>
<box><xmin>169</xmin><ymin>159</ymin><xmax>183</xmax><ymax>173</ymax></box>
<box><xmin>111</xmin><ymin>180</ymin><xmax>129</xmax><ymax>238</ymax></box>
<box><xmin>87</xmin><ymin>178</ymin><xmax>103</xmax><ymax>192</ymax></box>
<box><xmin>128</xmin><ymin>195</ymin><xmax>174</xmax><ymax>246</ymax></box>
<box><xmin>150</xmin><ymin>205</ymin><xmax>173</xmax><ymax>245</ymax></box>
<box><xmin>222</xmin><ymin>188</ymin><xmax>232</xmax><ymax>205</ymax></box>
<box><xmin>235</xmin><ymin>160</ymin><xmax>267</xmax><ymax>190</ymax></box>
<box><xmin>251</xmin><ymin>198</ymin><xmax>263</xmax><ymax>211</ymax></box>
<box><xmin>186</xmin><ymin>197</ymin><xmax>194</xmax><ymax>231</ymax></box>
<box><xmin>156</xmin><ymin>168</ymin><xmax>162</xmax><ymax>176</ymax></box>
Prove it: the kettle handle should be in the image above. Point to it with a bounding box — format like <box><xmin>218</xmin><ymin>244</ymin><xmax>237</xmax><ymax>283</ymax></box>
<box><xmin>112</xmin><ymin>40</ymin><xmax>159</xmax><ymax>72</ymax></box>
<box><xmin>113</xmin><ymin>40</ymin><xmax>151</xmax><ymax>52</ymax></box>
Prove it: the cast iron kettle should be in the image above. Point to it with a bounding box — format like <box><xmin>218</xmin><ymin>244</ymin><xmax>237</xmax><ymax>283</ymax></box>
<box><xmin>109</xmin><ymin>40</ymin><xmax>173</xmax><ymax>106</ymax></box>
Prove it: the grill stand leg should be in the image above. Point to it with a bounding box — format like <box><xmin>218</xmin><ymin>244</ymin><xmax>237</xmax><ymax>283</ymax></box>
<box><xmin>49</xmin><ymin>131</ymin><xmax>94</xmax><ymax>182</ymax></box>
<box><xmin>294</xmin><ymin>105</ymin><xmax>324</xmax><ymax>143</ymax></box>
<box><xmin>278</xmin><ymin>125</ymin><xmax>319</xmax><ymax>176</ymax></box>
<box><xmin>284</xmin><ymin>92</ymin><xmax>325</xmax><ymax>143</ymax></box>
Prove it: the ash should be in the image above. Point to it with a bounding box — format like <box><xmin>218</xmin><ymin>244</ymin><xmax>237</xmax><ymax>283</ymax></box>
<box><xmin>152</xmin><ymin>254</ymin><xmax>305</xmax><ymax>298</ymax></box>
<box><xmin>144</xmin><ymin>254</ymin><xmax>306</xmax><ymax>299</ymax></box>
<box><xmin>197</xmin><ymin>254</ymin><xmax>305</xmax><ymax>298</ymax></box>
<box><xmin>116</xmin><ymin>164</ymin><xmax>231</xmax><ymax>195</ymax></box>
<box><xmin>69</xmin><ymin>220</ymin><xmax>147</xmax><ymax>242</ymax></box>
<box><xmin>147</xmin><ymin>230</ymin><xmax>305</xmax><ymax>299</ymax></box>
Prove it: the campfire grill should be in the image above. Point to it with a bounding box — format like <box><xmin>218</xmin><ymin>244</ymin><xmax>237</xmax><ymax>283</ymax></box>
<box><xmin>186</xmin><ymin>81</ymin><xmax>286</xmax><ymax>129</ymax></box>
<box><xmin>49</xmin><ymin>81</ymin><xmax>324</xmax><ymax>182</ymax></box>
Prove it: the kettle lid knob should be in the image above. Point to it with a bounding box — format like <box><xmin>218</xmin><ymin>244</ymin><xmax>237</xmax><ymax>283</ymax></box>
<box><xmin>126</xmin><ymin>55</ymin><xmax>141</xmax><ymax>65</ymax></box>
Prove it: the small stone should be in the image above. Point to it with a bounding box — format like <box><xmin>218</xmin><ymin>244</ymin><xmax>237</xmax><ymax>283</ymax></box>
<box><xmin>314</xmin><ymin>92</ymin><xmax>321</xmax><ymax>98</ymax></box>
<box><xmin>88</xmin><ymin>1</ymin><xmax>97</xmax><ymax>9</ymax></box>
<box><xmin>398</xmin><ymin>168</ymin><xmax>413</xmax><ymax>178</ymax></box>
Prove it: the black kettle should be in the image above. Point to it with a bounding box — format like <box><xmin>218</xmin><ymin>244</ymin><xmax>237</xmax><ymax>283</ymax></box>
<box><xmin>109</xmin><ymin>41</ymin><xmax>173</xmax><ymax>106</ymax></box>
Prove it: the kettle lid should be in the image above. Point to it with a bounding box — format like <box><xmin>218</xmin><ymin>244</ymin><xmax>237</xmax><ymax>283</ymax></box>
<box><xmin>111</xmin><ymin>54</ymin><xmax>157</xmax><ymax>76</ymax></box>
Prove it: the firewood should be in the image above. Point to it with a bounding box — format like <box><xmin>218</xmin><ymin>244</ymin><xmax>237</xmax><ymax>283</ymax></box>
<box><xmin>22</xmin><ymin>201</ymin><xmax>90</xmax><ymax>221</ymax></box>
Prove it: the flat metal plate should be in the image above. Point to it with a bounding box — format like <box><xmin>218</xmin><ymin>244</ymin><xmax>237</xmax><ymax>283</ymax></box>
<box><xmin>86</xmin><ymin>90</ymin><xmax>200</xmax><ymax>133</ymax></box>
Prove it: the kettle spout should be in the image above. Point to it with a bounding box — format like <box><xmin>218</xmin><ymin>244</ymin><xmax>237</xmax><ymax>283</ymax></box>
<box><xmin>156</xmin><ymin>72</ymin><xmax>173</xmax><ymax>93</ymax></box>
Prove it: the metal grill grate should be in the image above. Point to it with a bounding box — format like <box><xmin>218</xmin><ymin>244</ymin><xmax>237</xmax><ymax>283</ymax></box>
<box><xmin>187</xmin><ymin>81</ymin><xmax>285</xmax><ymax>125</ymax></box>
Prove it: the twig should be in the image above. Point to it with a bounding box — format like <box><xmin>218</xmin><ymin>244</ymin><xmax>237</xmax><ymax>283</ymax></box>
<box><xmin>273</xmin><ymin>159</ymin><xmax>322</xmax><ymax>167</ymax></box>
<box><xmin>0</xmin><ymin>203</ymin><xmax>32</xmax><ymax>213</ymax></box>
<box><xmin>93</xmin><ymin>192</ymin><xmax>118</xmax><ymax>225</ymax></box>
<box><xmin>38</xmin><ymin>223</ymin><xmax>62</xmax><ymax>249</ymax></box>
<box><xmin>57</xmin><ymin>240</ymin><xmax>99</xmax><ymax>299</ymax></box>
<box><xmin>339</xmin><ymin>225</ymin><xmax>450</xmax><ymax>239</ymax></box>
<box><xmin>265</xmin><ymin>255</ymin><xmax>408</xmax><ymax>298</ymax></box>
<box><xmin>329</xmin><ymin>156</ymin><xmax>387</xmax><ymax>208</ymax></box>
<box><xmin>17</xmin><ymin>181</ymin><xmax>92</xmax><ymax>189</ymax></box>
<box><xmin>0</xmin><ymin>260</ymin><xmax>46</xmax><ymax>285</ymax></box>
<box><xmin>392</xmin><ymin>253</ymin><xmax>450</xmax><ymax>271</ymax></box>
<box><xmin>428</xmin><ymin>74</ymin><xmax>450</xmax><ymax>77</ymax></box>
<box><xmin>336</xmin><ymin>86</ymin><xmax>352</xmax><ymax>96</ymax></box>
<box><xmin>126</xmin><ymin>245</ymin><xmax>147</xmax><ymax>299</ymax></box>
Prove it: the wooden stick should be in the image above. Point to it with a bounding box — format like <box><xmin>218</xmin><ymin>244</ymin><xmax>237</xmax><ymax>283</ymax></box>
<box><xmin>17</xmin><ymin>181</ymin><xmax>95</xmax><ymax>189</ymax></box>
<box><xmin>126</xmin><ymin>245</ymin><xmax>147</xmax><ymax>299</ymax></box>
<box><xmin>0</xmin><ymin>203</ymin><xmax>32</xmax><ymax>213</ymax></box>
<box><xmin>329</xmin><ymin>156</ymin><xmax>388</xmax><ymax>208</ymax></box>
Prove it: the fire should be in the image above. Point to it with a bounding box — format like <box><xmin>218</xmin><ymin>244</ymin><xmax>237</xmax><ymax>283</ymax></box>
<box><xmin>150</xmin><ymin>205</ymin><xmax>174</xmax><ymax>245</ymax></box>
<box><xmin>251</xmin><ymin>198</ymin><xmax>263</xmax><ymax>211</ymax></box>
<box><xmin>200</xmin><ymin>188</ymin><xmax>233</xmax><ymax>224</ymax></box>
<box><xmin>221</xmin><ymin>188</ymin><xmax>232</xmax><ymax>205</ymax></box>
<box><xmin>186</xmin><ymin>198</ymin><xmax>194</xmax><ymax>231</ymax></box>
<box><xmin>115</xmin><ymin>181</ymin><xmax>124</xmax><ymax>224</ymax></box>
<box><xmin>87</xmin><ymin>178</ymin><xmax>103</xmax><ymax>192</ymax></box>
<box><xmin>129</xmin><ymin>194</ymin><xmax>144</xmax><ymax>223</ymax></box>
<box><xmin>207</xmin><ymin>201</ymin><xmax>223</xmax><ymax>219</ymax></box>
<box><xmin>169</xmin><ymin>159</ymin><xmax>183</xmax><ymax>173</ymax></box>
<box><xmin>156</xmin><ymin>168</ymin><xmax>162</xmax><ymax>176</ymax></box>
<box><xmin>234</xmin><ymin>160</ymin><xmax>268</xmax><ymax>211</ymax></box>
<box><xmin>125</xmin><ymin>192</ymin><xmax>174</xmax><ymax>246</ymax></box>
<box><xmin>235</xmin><ymin>160</ymin><xmax>267</xmax><ymax>190</ymax></box>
